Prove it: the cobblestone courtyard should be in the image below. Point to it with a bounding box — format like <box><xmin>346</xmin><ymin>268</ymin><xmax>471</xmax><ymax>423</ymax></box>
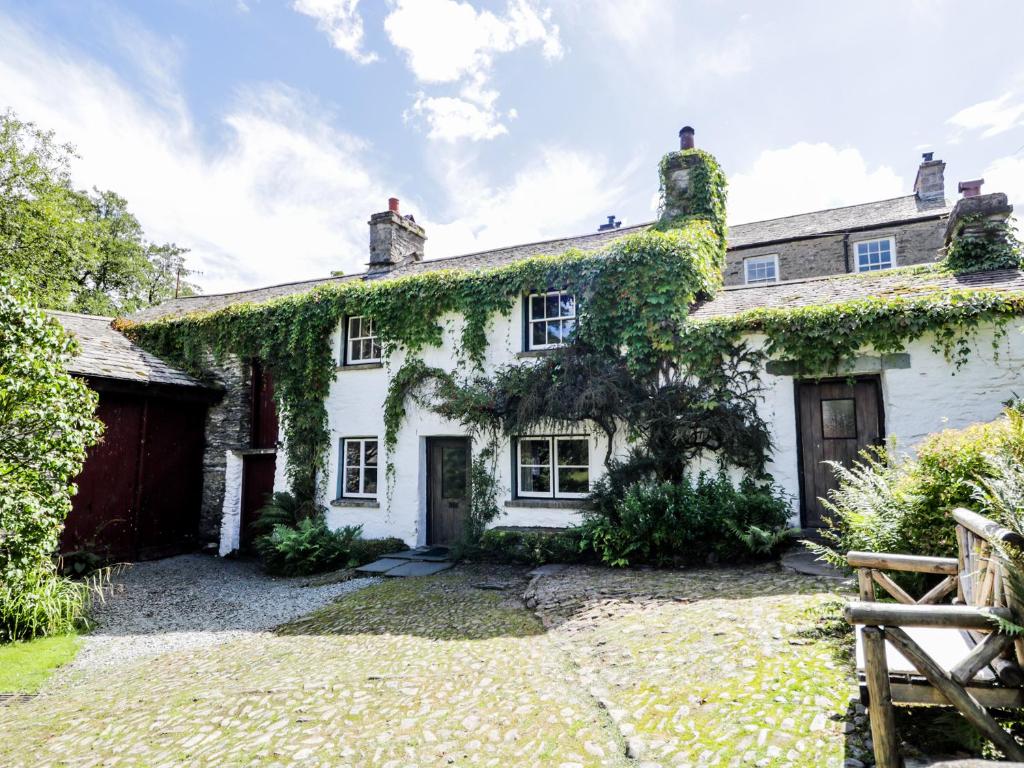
<box><xmin>0</xmin><ymin>561</ymin><xmax>860</xmax><ymax>767</ymax></box>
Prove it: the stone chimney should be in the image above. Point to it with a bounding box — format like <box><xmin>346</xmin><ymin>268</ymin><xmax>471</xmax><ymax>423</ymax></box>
<box><xmin>367</xmin><ymin>197</ymin><xmax>425</xmax><ymax>273</ymax></box>
<box><xmin>958</xmin><ymin>179</ymin><xmax>984</xmax><ymax>199</ymax></box>
<box><xmin>914</xmin><ymin>152</ymin><xmax>946</xmax><ymax>204</ymax></box>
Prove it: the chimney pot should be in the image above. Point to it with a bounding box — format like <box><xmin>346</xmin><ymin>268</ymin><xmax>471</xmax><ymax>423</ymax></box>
<box><xmin>679</xmin><ymin>125</ymin><xmax>695</xmax><ymax>150</ymax></box>
<box><xmin>388</xmin><ymin>197</ymin><xmax>400</xmax><ymax>213</ymax></box>
<box><xmin>958</xmin><ymin>179</ymin><xmax>984</xmax><ymax>199</ymax></box>
<box><xmin>922</xmin><ymin>152</ymin><xmax>934</xmax><ymax>162</ymax></box>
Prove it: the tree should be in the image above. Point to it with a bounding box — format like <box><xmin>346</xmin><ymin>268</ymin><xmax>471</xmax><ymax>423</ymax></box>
<box><xmin>0</xmin><ymin>110</ymin><xmax>199</xmax><ymax>314</ymax></box>
<box><xmin>0</xmin><ymin>279</ymin><xmax>103</xmax><ymax>639</ymax></box>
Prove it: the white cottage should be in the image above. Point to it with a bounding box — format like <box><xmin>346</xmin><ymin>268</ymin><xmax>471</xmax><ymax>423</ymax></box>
<box><xmin>129</xmin><ymin>130</ymin><xmax>1022</xmax><ymax>553</ymax></box>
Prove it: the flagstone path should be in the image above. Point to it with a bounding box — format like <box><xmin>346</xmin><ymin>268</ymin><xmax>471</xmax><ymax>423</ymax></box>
<box><xmin>0</xmin><ymin>561</ymin><xmax>867</xmax><ymax>767</ymax></box>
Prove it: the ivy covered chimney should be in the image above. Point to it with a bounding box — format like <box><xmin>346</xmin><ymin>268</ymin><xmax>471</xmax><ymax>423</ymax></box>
<box><xmin>367</xmin><ymin>197</ymin><xmax>425</xmax><ymax>274</ymax></box>
<box><xmin>658</xmin><ymin>124</ymin><xmax>726</xmax><ymax>239</ymax></box>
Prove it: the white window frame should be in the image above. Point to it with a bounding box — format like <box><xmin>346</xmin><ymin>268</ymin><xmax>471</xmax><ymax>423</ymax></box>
<box><xmin>526</xmin><ymin>290</ymin><xmax>577</xmax><ymax>351</ymax></box>
<box><xmin>516</xmin><ymin>436</ymin><xmax>590</xmax><ymax>499</ymax></box>
<box><xmin>345</xmin><ymin>316</ymin><xmax>381</xmax><ymax>365</ymax></box>
<box><xmin>853</xmin><ymin>236</ymin><xmax>897</xmax><ymax>273</ymax></box>
<box><xmin>340</xmin><ymin>437</ymin><xmax>379</xmax><ymax>498</ymax></box>
<box><xmin>743</xmin><ymin>254</ymin><xmax>779</xmax><ymax>285</ymax></box>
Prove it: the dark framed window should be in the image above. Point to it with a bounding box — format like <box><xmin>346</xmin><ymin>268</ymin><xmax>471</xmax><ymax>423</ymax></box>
<box><xmin>340</xmin><ymin>437</ymin><xmax>379</xmax><ymax>498</ymax></box>
<box><xmin>516</xmin><ymin>436</ymin><xmax>590</xmax><ymax>499</ymax></box>
<box><xmin>344</xmin><ymin>316</ymin><xmax>381</xmax><ymax>364</ymax></box>
<box><xmin>525</xmin><ymin>291</ymin><xmax>577</xmax><ymax>350</ymax></box>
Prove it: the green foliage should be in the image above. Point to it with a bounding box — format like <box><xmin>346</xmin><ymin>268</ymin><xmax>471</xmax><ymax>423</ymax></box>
<box><xmin>814</xmin><ymin>409</ymin><xmax>1024</xmax><ymax>571</ymax></box>
<box><xmin>0</xmin><ymin>111</ymin><xmax>198</xmax><ymax>314</ymax></box>
<box><xmin>346</xmin><ymin>537</ymin><xmax>408</xmax><ymax>567</ymax></box>
<box><xmin>579</xmin><ymin>472</ymin><xmax>791</xmax><ymax>567</ymax></box>
<box><xmin>125</xmin><ymin>149</ymin><xmax>731</xmax><ymax>501</ymax></box>
<box><xmin>943</xmin><ymin>215</ymin><xmax>1023</xmax><ymax>274</ymax></box>
<box><xmin>254</xmin><ymin>519</ymin><xmax>363</xmax><ymax>577</ymax></box>
<box><xmin>248</xmin><ymin>491</ymin><xmax>321</xmax><ymax>538</ymax></box>
<box><xmin>0</xmin><ymin>564</ymin><xmax>93</xmax><ymax>643</ymax></box>
<box><xmin>471</xmin><ymin>527</ymin><xmax>587</xmax><ymax>566</ymax></box>
<box><xmin>466</xmin><ymin>445</ymin><xmax>504</xmax><ymax>543</ymax></box>
<box><xmin>0</xmin><ymin>280</ymin><xmax>103</xmax><ymax>631</ymax></box>
<box><xmin>685</xmin><ymin>285</ymin><xmax>1024</xmax><ymax>377</ymax></box>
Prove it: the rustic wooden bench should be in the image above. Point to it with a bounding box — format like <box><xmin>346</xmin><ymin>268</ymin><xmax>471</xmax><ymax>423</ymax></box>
<box><xmin>845</xmin><ymin>508</ymin><xmax>1024</xmax><ymax>767</ymax></box>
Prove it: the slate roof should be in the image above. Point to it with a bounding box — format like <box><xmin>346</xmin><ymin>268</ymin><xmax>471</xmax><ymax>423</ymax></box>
<box><xmin>131</xmin><ymin>194</ymin><xmax>952</xmax><ymax>323</ymax></box>
<box><xmin>50</xmin><ymin>310</ymin><xmax>206</xmax><ymax>388</ymax></box>
<box><xmin>689</xmin><ymin>268</ymin><xmax>1024</xmax><ymax>320</ymax></box>
<box><xmin>726</xmin><ymin>194</ymin><xmax>950</xmax><ymax>249</ymax></box>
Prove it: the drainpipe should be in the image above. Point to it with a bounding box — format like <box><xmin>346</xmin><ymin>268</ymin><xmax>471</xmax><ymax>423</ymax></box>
<box><xmin>842</xmin><ymin>233</ymin><xmax>851</xmax><ymax>274</ymax></box>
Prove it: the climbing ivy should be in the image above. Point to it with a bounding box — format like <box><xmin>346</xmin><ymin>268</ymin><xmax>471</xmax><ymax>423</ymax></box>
<box><xmin>943</xmin><ymin>215</ymin><xmax>1022</xmax><ymax>273</ymax></box>
<box><xmin>118</xmin><ymin>149</ymin><xmax>729</xmax><ymax>500</ymax></box>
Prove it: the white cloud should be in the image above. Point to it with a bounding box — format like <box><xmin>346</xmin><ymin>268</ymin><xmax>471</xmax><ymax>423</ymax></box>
<box><xmin>292</xmin><ymin>0</ymin><xmax>378</xmax><ymax>64</ymax></box>
<box><xmin>384</xmin><ymin>0</ymin><xmax>560</xmax><ymax>141</ymax></box>
<box><xmin>727</xmin><ymin>143</ymin><xmax>904</xmax><ymax>224</ymax></box>
<box><xmin>384</xmin><ymin>0</ymin><xmax>561</xmax><ymax>83</ymax></box>
<box><xmin>948</xmin><ymin>92</ymin><xmax>1024</xmax><ymax>138</ymax></box>
<box><xmin>0</xmin><ymin>13</ymin><xmax>390</xmax><ymax>294</ymax></box>
<box><xmin>982</xmin><ymin>154</ymin><xmax>1024</xmax><ymax>210</ymax></box>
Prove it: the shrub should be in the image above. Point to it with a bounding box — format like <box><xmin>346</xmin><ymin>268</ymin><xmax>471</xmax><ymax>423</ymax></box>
<box><xmin>815</xmin><ymin>408</ymin><xmax>1024</xmax><ymax>567</ymax></box>
<box><xmin>579</xmin><ymin>472</ymin><xmax>791</xmax><ymax>567</ymax></box>
<box><xmin>248</xmin><ymin>491</ymin><xmax>319</xmax><ymax>539</ymax></box>
<box><xmin>347</xmin><ymin>537</ymin><xmax>408</xmax><ymax>567</ymax></box>
<box><xmin>0</xmin><ymin>280</ymin><xmax>103</xmax><ymax>640</ymax></box>
<box><xmin>254</xmin><ymin>519</ymin><xmax>361</xmax><ymax>577</ymax></box>
<box><xmin>471</xmin><ymin>527</ymin><xmax>588</xmax><ymax>566</ymax></box>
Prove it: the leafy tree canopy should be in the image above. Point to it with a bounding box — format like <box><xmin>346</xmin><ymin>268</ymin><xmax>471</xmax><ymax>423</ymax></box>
<box><xmin>0</xmin><ymin>110</ymin><xmax>199</xmax><ymax>314</ymax></box>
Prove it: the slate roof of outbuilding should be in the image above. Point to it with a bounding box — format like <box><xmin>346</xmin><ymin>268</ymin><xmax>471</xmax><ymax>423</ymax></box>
<box><xmin>689</xmin><ymin>267</ymin><xmax>1024</xmax><ymax>320</ymax></box>
<box><xmin>130</xmin><ymin>194</ymin><xmax>952</xmax><ymax>323</ymax></box>
<box><xmin>50</xmin><ymin>310</ymin><xmax>205</xmax><ymax>387</ymax></box>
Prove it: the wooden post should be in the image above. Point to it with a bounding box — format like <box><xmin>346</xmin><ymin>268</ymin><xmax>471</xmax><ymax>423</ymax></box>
<box><xmin>859</xmin><ymin>569</ymin><xmax>875</xmax><ymax>601</ymax></box>
<box><xmin>885</xmin><ymin>626</ymin><xmax>1024</xmax><ymax>761</ymax></box>
<box><xmin>862</xmin><ymin>628</ymin><xmax>900</xmax><ymax>768</ymax></box>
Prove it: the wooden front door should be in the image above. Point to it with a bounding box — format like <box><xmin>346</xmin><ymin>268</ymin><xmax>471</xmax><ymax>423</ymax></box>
<box><xmin>427</xmin><ymin>438</ymin><xmax>470</xmax><ymax>546</ymax></box>
<box><xmin>240</xmin><ymin>454</ymin><xmax>277</xmax><ymax>550</ymax></box>
<box><xmin>796</xmin><ymin>377</ymin><xmax>884</xmax><ymax>529</ymax></box>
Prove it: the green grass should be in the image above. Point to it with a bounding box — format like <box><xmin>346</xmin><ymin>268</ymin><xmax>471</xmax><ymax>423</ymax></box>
<box><xmin>0</xmin><ymin>634</ymin><xmax>80</xmax><ymax>693</ymax></box>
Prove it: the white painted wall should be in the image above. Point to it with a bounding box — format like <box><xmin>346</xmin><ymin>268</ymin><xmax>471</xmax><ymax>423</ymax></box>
<box><xmin>753</xmin><ymin>324</ymin><xmax>1024</xmax><ymax>525</ymax></box>
<box><xmin>261</xmin><ymin>294</ymin><xmax>1024</xmax><ymax>547</ymax></box>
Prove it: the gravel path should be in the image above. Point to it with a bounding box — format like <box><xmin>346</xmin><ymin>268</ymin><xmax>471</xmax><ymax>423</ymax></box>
<box><xmin>68</xmin><ymin>554</ymin><xmax>378</xmax><ymax>672</ymax></box>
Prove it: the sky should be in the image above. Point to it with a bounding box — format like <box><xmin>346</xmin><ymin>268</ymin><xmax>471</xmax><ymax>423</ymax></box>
<box><xmin>2</xmin><ymin>0</ymin><xmax>1024</xmax><ymax>295</ymax></box>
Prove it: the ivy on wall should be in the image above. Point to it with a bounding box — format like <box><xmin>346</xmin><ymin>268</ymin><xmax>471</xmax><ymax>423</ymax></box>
<box><xmin>119</xmin><ymin>149</ymin><xmax>729</xmax><ymax>500</ymax></box>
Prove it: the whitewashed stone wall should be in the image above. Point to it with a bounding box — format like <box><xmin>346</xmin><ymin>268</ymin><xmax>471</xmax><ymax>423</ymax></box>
<box><xmin>256</xmin><ymin>297</ymin><xmax>1024</xmax><ymax>546</ymax></box>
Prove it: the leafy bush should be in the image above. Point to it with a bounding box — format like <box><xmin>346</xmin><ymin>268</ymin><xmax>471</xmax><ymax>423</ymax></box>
<box><xmin>346</xmin><ymin>537</ymin><xmax>408</xmax><ymax>567</ymax></box>
<box><xmin>815</xmin><ymin>408</ymin><xmax>1024</xmax><ymax>567</ymax></box>
<box><xmin>248</xmin><ymin>491</ymin><xmax>320</xmax><ymax>539</ymax></box>
<box><xmin>579</xmin><ymin>472</ymin><xmax>791</xmax><ymax>567</ymax></box>
<box><xmin>0</xmin><ymin>280</ymin><xmax>103</xmax><ymax>640</ymax></box>
<box><xmin>471</xmin><ymin>527</ymin><xmax>588</xmax><ymax>566</ymax></box>
<box><xmin>254</xmin><ymin>520</ymin><xmax>362</xmax><ymax>577</ymax></box>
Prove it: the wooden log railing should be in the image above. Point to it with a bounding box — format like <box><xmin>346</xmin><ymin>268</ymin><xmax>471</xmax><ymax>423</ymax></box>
<box><xmin>847</xmin><ymin>550</ymin><xmax>959</xmax><ymax>605</ymax></box>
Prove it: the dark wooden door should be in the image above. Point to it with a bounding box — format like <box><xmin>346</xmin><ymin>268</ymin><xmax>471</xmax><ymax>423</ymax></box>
<box><xmin>240</xmin><ymin>454</ymin><xmax>277</xmax><ymax>550</ymax></box>
<box><xmin>63</xmin><ymin>393</ymin><xmax>144</xmax><ymax>560</ymax></box>
<box><xmin>427</xmin><ymin>438</ymin><xmax>470</xmax><ymax>546</ymax></box>
<box><xmin>797</xmin><ymin>377</ymin><xmax>884</xmax><ymax>529</ymax></box>
<box><xmin>251</xmin><ymin>361</ymin><xmax>279</xmax><ymax>449</ymax></box>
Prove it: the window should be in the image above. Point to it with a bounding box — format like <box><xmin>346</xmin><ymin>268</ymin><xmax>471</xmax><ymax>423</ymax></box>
<box><xmin>743</xmin><ymin>254</ymin><xmax>778</xmax><ymax>285</ymax></box>
<box><xmin>821</xmin><ymin>399</ymin><xmax>857</xmax><ymax>439</ymax></box>
<box><xmin>854</xmin><ymin>237</ymin><xmax>896</xmax><ymax>272</ymax></box>
<box><xmin>345</xmin><ymin>316</ymin><xmax>381</xmax><ymax>364</ymax></box>
<box><xmin>341</xmin><ymin>438</ymin><xmax>378</xmax><ymax>498</ymax></box>
<box><xmin>526</xmin><ymin>291</ymin><xmax>577</xmax><ymax>350</ymax></box>
<box><xmin>516</xmin><ymin>436</ymin><xmax>590</xmax><ymax>499</ymax></box>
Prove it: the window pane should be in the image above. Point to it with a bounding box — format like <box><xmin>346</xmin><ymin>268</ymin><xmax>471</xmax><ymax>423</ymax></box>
<box><xmin>345</xmin><ymin>468</ymin><xmax>361</xmax><ymax>494</ymax></box>
<box><xmin>363</xmin><ymin>468</ymin><xmax>378</xmax><ymax>495</ymax></box>
<box><xmin>557</xmin><ymin>439</ymin><xmax>588</xmax><ymax>467</ymax></box>
<box><xmin>362</xmin><ymin>339</ymin><xmax>375</xmax><ymax>360</ymax></box>
<box><xmin>558</xmin><ymin>467</ymin><xmax>590</xmax><ymax>494</ymax></box>
<box><xmin>520</xmin><ymin>439</ymin><xmax>550</xmax><ymax>466</ymax></box>
<box><xmin>821</xmin><ymin>399</ymin><xmax>857</xmax><ymax>439</ymax></box>
<box><xmin>530</xmin><ymin>295</ymin><xmax>545</xmax><ymax>319</ymax></box>
<box><xmin>531</xmin><ymin>321</ymin><xmax>547</xmax><ymax>347</ymax></box>
<box><xmin>559</xmin><ymin>293</ymin><xmax>576</xmax><ymax>317</ymax></box>
<box><xmin>364</xmin><ymin>441</ymin><xmax>378</xmax><ymax>466</ymax></box>
<box><xmin>545</xmin><ymin>293</ymin><xmax>560</xmax><ymax>319</ymax></box>
<box><xmin>349</xmin><ymin>316</ymin><xmax>361</xmax><ymax>338</ymax></box>
<box><xmin>371</xmin><ymin>340</ymin><xmax>382</xmax><ymax>359</ymax></box>
<box><xmin>345</xmin><ymin>441</ymin><xmax>361</xmax><ymax>467</ymax></box>
<box><xmin>521</xmin><ymin>466</ymin><xmax>551</xmax><ymax>493</ymax></box>
<box><xmin>547</xmin><ymin>320</ymin><xmax>566</xmax><ymax>345</ymax></box>
<box><xmin>441</xmin><ymin>446</ymin><xmax>467</xmax><ymax>498</ymax></box>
